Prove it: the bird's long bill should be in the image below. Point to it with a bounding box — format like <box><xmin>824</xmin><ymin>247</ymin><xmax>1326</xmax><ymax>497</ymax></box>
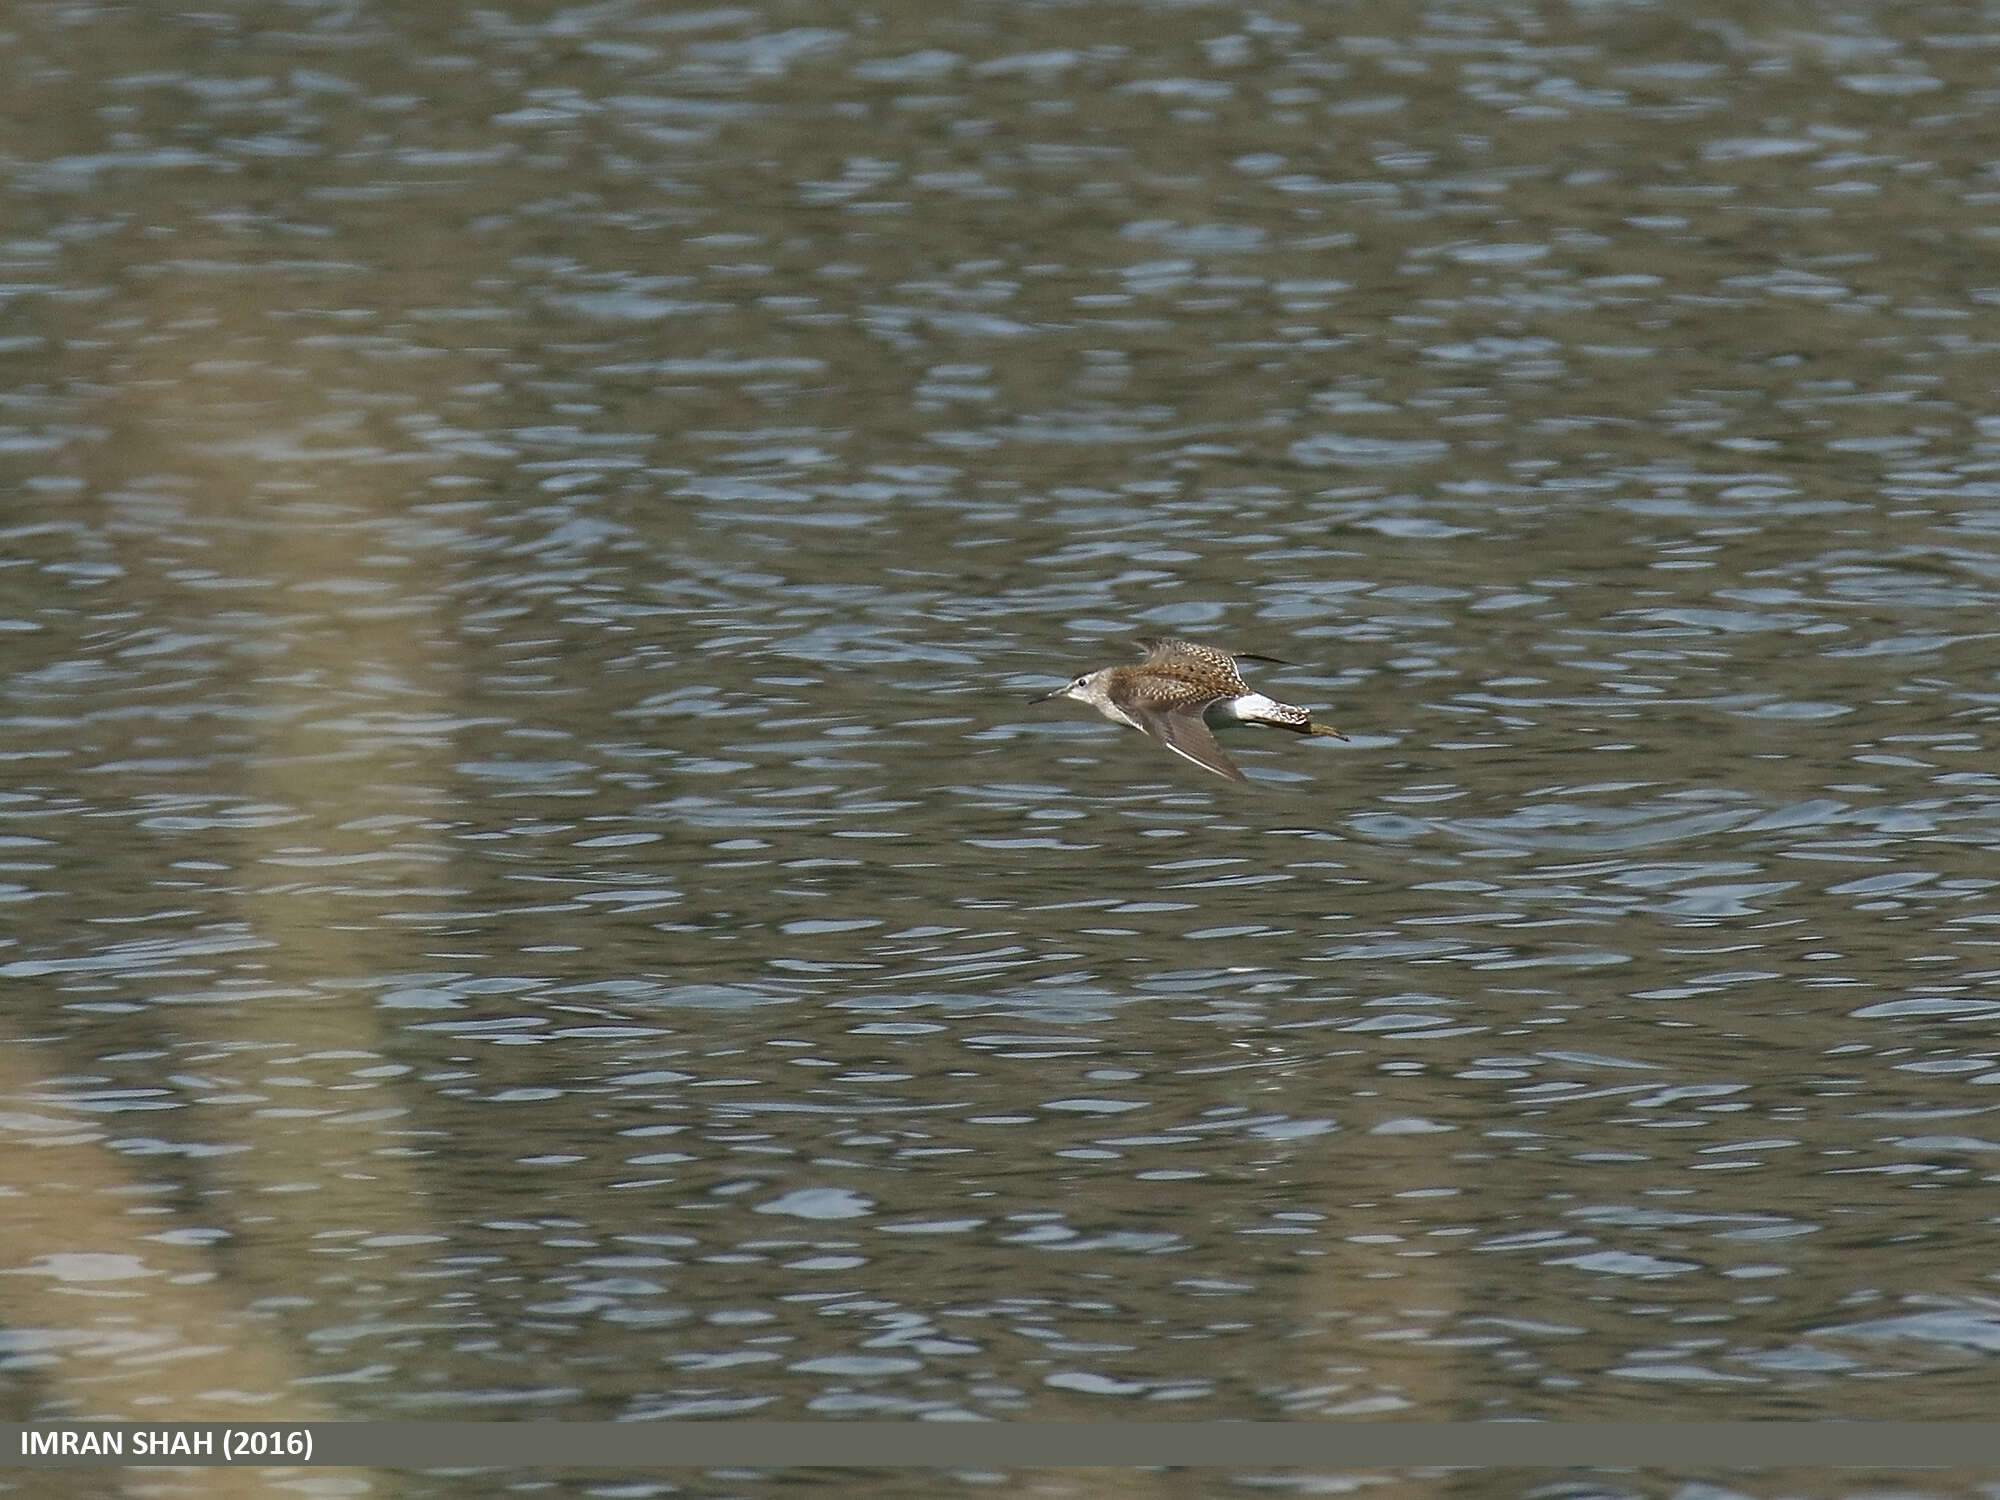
<box><xmin>1026</xmin><ymin>687</ymin><xmax>1064</xmax><ymax>703</ymax></box>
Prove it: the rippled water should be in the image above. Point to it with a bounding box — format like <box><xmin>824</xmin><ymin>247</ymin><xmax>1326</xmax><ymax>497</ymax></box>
<box><xmin>4</xmin><ymin>0</ymin><xmax>2000</xmax><ymax>1494</ymax></box>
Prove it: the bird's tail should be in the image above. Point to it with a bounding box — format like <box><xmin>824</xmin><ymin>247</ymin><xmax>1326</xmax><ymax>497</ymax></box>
<box><xmin>1255</xmin><ymin>704</ymin><xmax>1348</xmax><ymax>740</ymax></box>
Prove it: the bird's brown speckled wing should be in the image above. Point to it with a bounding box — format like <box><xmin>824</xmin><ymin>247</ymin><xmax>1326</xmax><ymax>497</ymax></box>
<box><xmin>1129</xmin><ymin>703</ymin><xmax>1247</xmax><ymax>782</ymax></box>
<box><xmin>1133</xmin><ymin>641</ymin><xmax>1252</xmax><ymax>700</ymax></box>
<box><xmin>1134</xmin><ymin>637</ymin><xmax>1230</xmax><ymax>671</ymax></box>
<box><xmin>1135</xmin><ymin>637</ymin><xmax>1290</xmax><ymax>672</ymax></box>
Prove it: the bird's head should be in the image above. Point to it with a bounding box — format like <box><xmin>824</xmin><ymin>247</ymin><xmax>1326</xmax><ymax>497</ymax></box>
<box><xmin>1028</xmin><ymin>669</ymin><xmax>1101</xmax><ymax>705</ymax></box>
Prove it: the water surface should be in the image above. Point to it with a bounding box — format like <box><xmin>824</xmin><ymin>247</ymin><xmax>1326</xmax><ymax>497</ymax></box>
<box><xmin>2</xmin><ymin>1</ymin><xmax>1999</xmax><ymax>1495</ymax></box>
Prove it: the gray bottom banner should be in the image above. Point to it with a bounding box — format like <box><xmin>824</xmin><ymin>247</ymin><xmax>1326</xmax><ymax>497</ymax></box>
<box><xmin>5</xmin><ymin>1421</ymin><xmax>1999</xmax><ymax>1469</ymax></box>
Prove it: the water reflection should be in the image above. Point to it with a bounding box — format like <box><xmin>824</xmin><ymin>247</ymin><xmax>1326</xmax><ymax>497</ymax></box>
<box><xmin>2</xmin><ymin>0</ymin><xmax>1999</xmax><ymax>1490</ymax></box>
